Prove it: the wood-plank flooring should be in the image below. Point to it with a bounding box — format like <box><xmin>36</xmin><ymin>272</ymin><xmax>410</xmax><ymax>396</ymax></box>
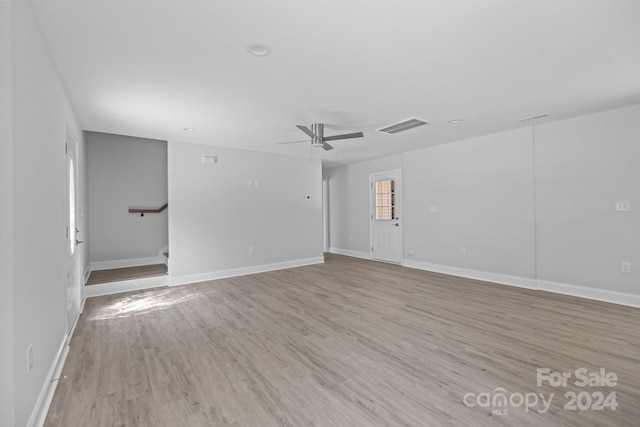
<box><xmin>46</xmin><ymin>254</ymin><xmax>640</xmax><ymax>426</ymax></box>
<box><xmin>86</xmin><ymin>264</ymin><xmax>168</xmax><ymax>285</ymax></box>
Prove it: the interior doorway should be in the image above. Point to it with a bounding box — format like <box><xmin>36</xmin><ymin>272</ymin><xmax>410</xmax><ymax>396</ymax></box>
<box><xmin>370</xmin><ymin>170</ymin><xmax>402</xmax><ymax>264</ymax></box>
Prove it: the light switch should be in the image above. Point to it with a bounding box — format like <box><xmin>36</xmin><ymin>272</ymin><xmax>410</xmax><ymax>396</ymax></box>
<box><xmin>429</xmin><ymin>205</ymin><xmax>439</xmax><ymax>213</ymax></box>
<box><xmin>201</xmin><ymin>155</ymin><xmax>217</xmax><ymax>164</ymax></box>
<box><xmin>615</xmin><ymin>201</ymin><xmax>631</xmax><ymax>212</ymax></box>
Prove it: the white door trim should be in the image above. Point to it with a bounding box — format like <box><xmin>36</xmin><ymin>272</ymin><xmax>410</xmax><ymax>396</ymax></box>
<box><xmin>322</xmin><ymin>179</ymin><xmax>329</xmax><ymax>253</ymax></box>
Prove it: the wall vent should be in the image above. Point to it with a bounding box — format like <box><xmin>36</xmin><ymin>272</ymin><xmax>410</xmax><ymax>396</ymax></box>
<box><xmin>376</xmin><ymin>117</ymin><xmax>430</xmax><ymax>134</ymax></box>
<box><xmin>518</xmin><ymin>113</ymin><xmax>549</xmax><ymax>122</ymax></box>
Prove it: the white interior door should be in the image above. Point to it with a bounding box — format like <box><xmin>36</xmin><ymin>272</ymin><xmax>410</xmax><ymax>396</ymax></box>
<box><xmin>371</xmin><ymin>170</ymin><xmax>401</xmax><ymax>263</ymax></box>
<box><xmin>65</xmin><ymin>135</ymin><xmax>81</xmax><ymax>332</ymax></box>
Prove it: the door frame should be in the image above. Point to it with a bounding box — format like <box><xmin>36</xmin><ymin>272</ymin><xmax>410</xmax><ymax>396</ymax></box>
<box><xmin>369</xmin><ymin>169</ymin><xmax>402</xmax><ymax>263</ymax></box>
<box><xmin>322</xmin><ymin>179</ymin><xmax>329</xmax><ymax>252</ymax></box>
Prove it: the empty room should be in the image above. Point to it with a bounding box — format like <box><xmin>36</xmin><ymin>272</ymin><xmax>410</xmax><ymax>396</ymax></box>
<box><xmin>2</xmin><ymin>1</ymin><xmax>640</xmax><ymax>426</ymax></box>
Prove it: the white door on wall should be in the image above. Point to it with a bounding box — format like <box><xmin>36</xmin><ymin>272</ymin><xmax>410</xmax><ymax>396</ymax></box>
<box><xmin>65</xmin><ymin>132</ymin><xmax>81</xmax><ymax>332</ymax></box>
<box><xmin>370</xmin><ymin>170</ymin><xmax>401</xmax><ymax>264</ymax></box>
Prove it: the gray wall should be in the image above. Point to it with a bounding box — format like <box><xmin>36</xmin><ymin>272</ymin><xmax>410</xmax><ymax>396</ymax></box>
<box><xmin>404</xmin><ymin>127</ymin><xmax>536</xmax><ymax>279</ymax></box>
<box><xmin>535</xmin><ymin>105</ymin><xmax>640</xmax><ymax>294</ymax></box>
<box><xmin>0</xmin><ymin>3</ymin><xmax>15</xmax><ymax>426</ymax></box>
<box><xmin>88</xmin><ymin>132</ymin><xmax>168</xmax><ymax>264</ymax></box>
<box><xmin>6</xmin><ymin>1</ymin><xmax>87</xmax><ymax>425</ymax></box>
<box><xmin>169</xmin><ymin>141</ymin><xmax>323</xmax><ymax>280</ymax></box>
<box><xmin>327</xmin><ymin>104</ymin><xmax>640</xmax><ymax>297</ymax></box>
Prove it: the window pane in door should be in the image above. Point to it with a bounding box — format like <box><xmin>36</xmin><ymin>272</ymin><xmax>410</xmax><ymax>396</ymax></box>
<box><xmin>375</xmin><ymin>179</ymin><xmax>395</xmax><ymax>220</ymax></box>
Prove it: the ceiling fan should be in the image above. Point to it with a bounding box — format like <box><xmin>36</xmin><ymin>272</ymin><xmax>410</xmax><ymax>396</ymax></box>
<box><xmin>277</xmin><ymin>123</ymin><xmax>364</xmax><ymax>151</ymax></box>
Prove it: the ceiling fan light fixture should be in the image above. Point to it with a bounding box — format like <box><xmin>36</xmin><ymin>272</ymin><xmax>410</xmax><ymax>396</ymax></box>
<box><xmin>246</xmin><ymin>42</ymin><xmax>272</xmax><ymax>57</ymax></box>
<box><xmin>277</xmin><ymin>123</ymin><xmax>363</xmax><ymax>151</ymax></box>
<box><xmin>448</xmin><ymin>119</ymin><xmax>463</xmax><ymax>124</ymax></box>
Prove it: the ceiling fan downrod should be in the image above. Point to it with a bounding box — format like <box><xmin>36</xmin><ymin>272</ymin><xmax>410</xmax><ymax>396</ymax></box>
<box><xmin>310</xmin><ymin>123</ymin><xmax>324</xmax><ymax>148</ymax></box>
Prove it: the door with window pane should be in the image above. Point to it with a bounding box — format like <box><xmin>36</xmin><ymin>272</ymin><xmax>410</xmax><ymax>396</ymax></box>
<box><xmin>370</xmin><ymin>170</ymin><xmax>401</xmax><ymax>263</ymax></box>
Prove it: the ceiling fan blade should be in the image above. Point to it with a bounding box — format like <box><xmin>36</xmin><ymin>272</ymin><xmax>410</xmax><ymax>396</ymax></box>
<box><xmin>296</xmin><ymin>125</ymin><xmax>315</xmax><ymax>138</ymax></box>
<box><xmin>322</xmin><ymin>142</ymin><xmax>334</xmax><ymax>151</ymax></box>
<box><xmin>323</xmin><ymin>131</ymin><xmax>364</xmax><ymax>142</ymax></box>
<box><xmin>276</xmin><ymin>139</ymin><xmax>309</xmax><ymax>145</ymax></box>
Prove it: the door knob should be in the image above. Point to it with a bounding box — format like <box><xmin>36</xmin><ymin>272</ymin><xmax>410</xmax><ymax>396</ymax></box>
<box><xmin>393</xmin><ymin>223</ymin><xmax>399</xmax><ymax>227</ymax></box>
<box><xmin>76</xmin><ymin>240</ymin><xmax>84</xmax><ymax>245</ymax></box>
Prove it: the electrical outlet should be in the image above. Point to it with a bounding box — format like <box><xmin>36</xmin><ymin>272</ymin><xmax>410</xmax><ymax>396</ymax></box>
<box><xmin>460</xmin><ymin>247</ymin><xmax>466</xmax><ymax>255</ymax></box>
<box><xmin>621</xmin><ymin>262</ymin><xmax>632</xmax><ymax>273</ymax></box>
<box><xmin>615</xmin><ymin>201</ymin><xmax>631</xmax><ymax>212</ymax></box>
<box><xmin>249</xmin><ymin>246</ymin><xmax>255</xmax><ymax>254</ymax></box>
<box><xmin>27</xmin><ymin>345</ymin><xmax>33</xmax><ymax>373</ymax></box>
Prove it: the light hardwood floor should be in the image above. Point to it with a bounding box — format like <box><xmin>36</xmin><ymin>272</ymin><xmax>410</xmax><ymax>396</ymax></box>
<box><xmin>86</xmin><ymin>264</ymin><xmax>168</xmax><ymax>285</ymax></box>
<box><xmin>46</xmin><ymin>254</ymin><xmax>640</xmax><ymax>426</ymax></box>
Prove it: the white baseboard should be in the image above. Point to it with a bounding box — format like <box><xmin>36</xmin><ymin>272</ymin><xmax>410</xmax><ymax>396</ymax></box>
<box><xmin>403</xmin><ymin>259</ymin><xmax>538</xmax><ymax>289</ymax></box>
<box><xmin>538</xmin><ymin>280</ymin><xmax>640</xmax><ymax>308</ymax></box>
<box><xmin>83</xmin><ymin>274</ymin><xmax>170</xmax><ymax>298</ymax></box>
<box><xmin>83</xmin><ymin>266</ymin><xmax>91</xmax><ymax>285</ymax></box>
<box><xmin>402</xmin><ymin>259</ymin><xmax>640</xmax><ymax>308</ymax></box>
<box><xmin>328</xmin><ymin>247</ymin><xmax>371</xmax><ymax>260</ymax></box>
<box><xmin>170</xmin><ymin>257</ymin><xmax>325</xmax><ymax>287</ymax></box>
<box><xmin>83</xmin><ymin>257</ymin><xmax>325</xmax><ymax>297</ymax></box>
<box><xmin>28</xmin><ymin>333</ymin><xmax>69</xmax><ymax>427</ymax></box>
<box><xmin>89</xmin><ymin>255</ymin><xmax>165</xmax><ymax>272</ymax></box>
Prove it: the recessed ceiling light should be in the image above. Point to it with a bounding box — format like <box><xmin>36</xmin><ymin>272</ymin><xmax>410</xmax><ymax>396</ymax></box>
<box><xmin>246</xmin><ymin>42</ymin><xmax>272</xmax><ymax>57</ymax></box>
<box><xmin>183</xmin><ymin>128</ymin><xmax>196</xmax><ymax>132</ymax></box>
<box><xmin>448</xmin><ymin>119</ymin><xmax>463</xmax><ymax>124</ymax></box>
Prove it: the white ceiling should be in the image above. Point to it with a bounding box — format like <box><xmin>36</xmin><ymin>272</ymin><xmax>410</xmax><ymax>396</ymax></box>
<box><xmin>31</xmin><ymin>0</ymin><xmax>640</xmax><ymax>166</ymax></box>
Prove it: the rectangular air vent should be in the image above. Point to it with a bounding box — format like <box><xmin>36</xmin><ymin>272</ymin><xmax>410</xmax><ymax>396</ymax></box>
<box><xmin>376</xmin><ymin>117</ymin><xmax>430</xmax><ymax>134</ymax></box>
<box><xmin>518</xmin><ymin>113</ymin><xmax>549</xmax><ymax>122</ymax></box>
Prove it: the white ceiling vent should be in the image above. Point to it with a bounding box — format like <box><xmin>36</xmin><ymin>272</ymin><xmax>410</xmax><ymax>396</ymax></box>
<box><xmin>518</xmin><ymin>113</ymin><xmax>549</xmax><ymax>122</ymax></box>
<box><xmin>376</xmin><ymin>117</ymin><xmax>430</xmax><ymax>134</ymax></box>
